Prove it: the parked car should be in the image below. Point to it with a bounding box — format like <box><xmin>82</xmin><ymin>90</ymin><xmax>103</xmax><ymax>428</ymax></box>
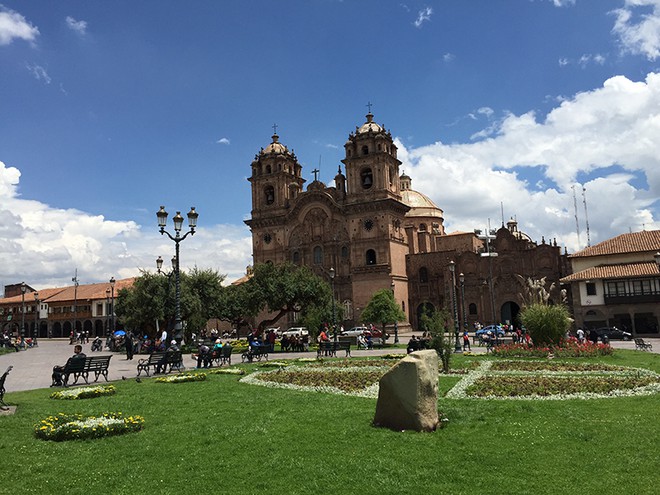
<box><xmin>475</xmin><ymin>325</ymin><xmax>505</xmax><ymax>337</ymax></box>
<box><xmin>594</xmin><ymin>327</ymin><xmax>632</xmax><ymax>341</ymax></box>
<box><xmin>341</xmin><ymin>326</ymin><xmax>384</xmax><ymax>338</ymax></box>
<box><xmin>282</xmin><ymin>327</ymin><xmax>308</xmax><ymax>337</ymax></box>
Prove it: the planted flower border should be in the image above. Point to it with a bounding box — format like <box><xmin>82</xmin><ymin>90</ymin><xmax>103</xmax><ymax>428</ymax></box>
<box><xmin>446</xmin><ymin>360</ymin><xmax>660</xmax><ymax>400</ymax></box>
<box><xmin>35</xmin><ymin>412</ymin><xmax>144</xmax><ymax>441</ymax></box>
<box><xmin>156</xmin><ymin>373</ymin><xmax>206</xmax><ymax>383</ymax></box>
<box><xmin>241</xmin><ymin>366</ymin><xmax>384</xmax><ymax>398</ymax></box>
<box><xmin>208</xmin><ymin>368</ymin><xmax>245</xmax><ymax>376</ymax></box>
<box><xmin>50</xmin><ymin>385</ymin><xmax>116</xmax><ymax>400</ymax></box>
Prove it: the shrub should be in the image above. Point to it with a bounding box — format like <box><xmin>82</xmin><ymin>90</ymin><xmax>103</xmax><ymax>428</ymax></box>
<box><xmin>35</xmin><ymin>412</ymin><xmax>144</xmax><ymax>441</ymax></box>
<box><xmin>520</xmin><ymin>303</ymin><xmax>571</xmax><ymax>346</ymax></box>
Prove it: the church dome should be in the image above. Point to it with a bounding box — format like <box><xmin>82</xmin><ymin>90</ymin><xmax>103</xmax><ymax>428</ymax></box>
<box><xmin>402</xmin><ymin>189</ymin><xmax>444</xmax><ymax>219</ymax></box>
<box><xmin>357</xmin><ymin>113</ymin><xmax>385</xmax><ymax>134</ymax></box>
<box><xmin>261</xmin><ymin>134</ymin><xmax>290</xmax><ymax>155</ymax></box>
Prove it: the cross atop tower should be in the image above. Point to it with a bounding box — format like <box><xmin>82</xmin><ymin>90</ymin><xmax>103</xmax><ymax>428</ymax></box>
<box><xmin>311</xmin><ymin>168</ymin><xmax>320</xmax><ymax>181</ymax></box>
<box><xmin>272</xmin><ymin>123</ymin><xmax>278</xmax><ymax>135</ymax></box>
<box><xmin>366</xmin><ymin>101</ymin><xmax>373</xmax><ymax>113</ymax></box>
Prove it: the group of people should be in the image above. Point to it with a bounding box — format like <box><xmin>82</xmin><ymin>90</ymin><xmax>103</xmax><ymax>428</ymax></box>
<box><xmin>280</xmin><ymin>333</ymin><xmax>309</xmax><ymax>352</ymax></box>
<box><xmin>1</xmin><ymin>333</ymin><xmax>37</xmax><ymax>351</ymax></box>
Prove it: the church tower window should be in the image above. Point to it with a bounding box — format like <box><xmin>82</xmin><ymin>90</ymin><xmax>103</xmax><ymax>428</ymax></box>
<box><xmin>292</xmin><ymin>251</ymin><xmax>300</xmax><ymax>264</ymax></box>
<box><xmin>366</xmin><ymin>249</ymin><xmax>377</xmax><ymax>265</ymax></box>
<box><xmin>313</xmin><ymin>246</ymin><xmax>323</xmax><ymax>265</ymax></box>
<box><xmin>361</xmin><ymin>168</ymin><xmax>373</xmax><ymax>189</ymax></box>
<box><xmin>419</xmin><ymin>267</ymin><xmax>428</xmax><ymax>283</ymax></box>
<box><xmin>361</xmin><ymin>145</ymin><xmax>369</xmax><ymax>155</ymax></box>
<box><xmin>266</xmin><ymin>165</ymin><xmax>272</xmax><ymax>174</ymax></box>
<box><xmin>264</xmin><ymin>186</ymin><xmax>275</xmax><ymax>205</ymax></box>
<box><xmin>341</xmin><ymin>246</ymin><xmax>348</xmax><ymax>258</ymax></box>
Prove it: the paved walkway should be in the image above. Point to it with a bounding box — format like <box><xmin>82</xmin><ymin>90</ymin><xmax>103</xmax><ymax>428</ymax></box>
<box><xmin>1</xmin><ymin>337</ymin><xmax>657</xmax><ymax>393</ymax></box>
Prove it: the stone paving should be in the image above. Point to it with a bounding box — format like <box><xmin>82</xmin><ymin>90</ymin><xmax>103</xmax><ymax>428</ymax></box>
<box><xmin>0</xmin><ymin>336</ymin><xmax>657</xmax><ymax>393</ymax></box>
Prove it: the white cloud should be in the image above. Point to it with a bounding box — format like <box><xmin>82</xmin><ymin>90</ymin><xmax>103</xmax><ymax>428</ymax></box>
<box><xmin>0</xmin><ymin>161</ymin><xmax>252</xmax><ymax>289</ymax></box>
<box><xmin>414</xmin><ymin>7</ymin><xmax>432</xmax><ymax>28</ymax></box>
<box><xmin>216</xmin><ymin>137</ymin><xmax>230</xmax><ymax>145</ymax></box>
<box><xmin>65</xmin><ymin>16</ymin><xmax>88</xmax><ymax>36</ymax></box>
<box><xmin>0</xmin><ymin>6</ymin><xmax>39</xmax><ymax>45</ymax></box>
<box><xmin>443</xmin><ymin>53</ymin><xmax>455</xmax><ymax>62</ymax></box>
<box><xmin>551</xmin><ymin>0</ymin><xmax>576</xmax><ymax>6</ymax></box>
<box><xmin>558</xmin><ymin>58</ymin><xmax>570</xmax><ymax>67</ymax></box>
<box><xmin>398</xmin><ymin>72</ymin><xmax>660</xmax><ymax>252</ymax></box>
<box><xmin>612</xmin><ymin>0</ymin><xmax>660</xmax><ymax>60</ymax></box>
<box><xmin>25</xmin><ymin>63</ymin><xmax>51</xmax><ymax>84</ymax></box>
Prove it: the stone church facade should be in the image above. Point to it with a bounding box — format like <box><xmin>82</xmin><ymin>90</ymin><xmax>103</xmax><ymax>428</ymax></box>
<box><xmin>245</xmin><ymin>112</ymin><xmax>569</xmax><ymax>330</ymax></box>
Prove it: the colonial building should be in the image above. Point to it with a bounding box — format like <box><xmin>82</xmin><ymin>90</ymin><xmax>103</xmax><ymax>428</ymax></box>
<box><xmin>560</xmin><ymin>230</ymin><xmax>660</xmax><ymax>336</ymax></box>
<box><xmin>244</xmin><ymin>111</ymin><xmax>568</xmax><ymax>330</ymax></box>
<box><xmin>0</xmin><ymin>279</ymin><xmax>133</xmax><ymax>338</ymax></box>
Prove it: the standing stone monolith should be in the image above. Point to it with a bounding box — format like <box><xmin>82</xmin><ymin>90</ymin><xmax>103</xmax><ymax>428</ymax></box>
<box><xmin>373</xmin><ymin>349</ymin><xmax>439</xmax><ymax>432</ymax></box>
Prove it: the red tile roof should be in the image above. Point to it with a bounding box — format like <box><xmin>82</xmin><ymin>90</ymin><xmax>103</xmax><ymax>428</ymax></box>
<box><xmin>0</xmin><ymin>278</ymin><xmax>135</xmax><ymax>304</ymax></box>
<box><xmin>569</xmin><ymin>230</ymin><xmax>660</xmax><ymax>258</ymax></box>
<box><xmin>560</xmin><ymin>261</ymin><xmax>660</xmax><ymax>282</ymax></box>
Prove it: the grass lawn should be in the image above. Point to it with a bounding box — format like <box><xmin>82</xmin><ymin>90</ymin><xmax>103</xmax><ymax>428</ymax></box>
<box><xmin>0</xmin><ymin>351</ymin><xmax>658</xmax><ymax>495</ymax></box>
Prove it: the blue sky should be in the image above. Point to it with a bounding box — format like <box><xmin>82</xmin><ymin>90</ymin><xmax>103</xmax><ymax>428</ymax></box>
<box><xmin>1</xmin><ymin>0</ymin><xmax>660</xmax><ymax>290</ymax></box>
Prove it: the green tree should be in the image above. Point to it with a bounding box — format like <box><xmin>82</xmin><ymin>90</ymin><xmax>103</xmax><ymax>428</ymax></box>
<box><xmin>360</xmin><ymin>289</ymin><xmax>406</xmax><ymax>341</ymax></box>
<box><xmin>241</xmin><ymin>263</ymin><xmax>332</xmax><ymax>332</ymax></box>
<box><xmin>419</xmin><ymin>307</ymin><xmax>453</xmax><ymax>373</ymax></box>
<box><xmin>115</xmin><ymin>268</ymin><xmax>225</xmax><ymax>340</ymax></box>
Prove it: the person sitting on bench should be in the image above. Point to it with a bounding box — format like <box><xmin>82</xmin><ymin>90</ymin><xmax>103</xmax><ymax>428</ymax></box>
<box><xmin>51</xmin><ymin>344</ymin><xmax>86</xmax><ymax>386</ymax></box>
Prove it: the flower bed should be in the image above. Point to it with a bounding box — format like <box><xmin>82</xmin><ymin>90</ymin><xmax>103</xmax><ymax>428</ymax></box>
<box><xmin>156</xmin><ymin>373</ymin><xmax>206</xmax><ymax>383</ymax></box>
<box><xmin>446</xmin><ymin>360</ymin><xmax>660</xmax><ymax>400</ymax></box>
<box><xmin>259</xmin><ymin>361</ymin><xmax>290</xmax><ymax>368</ymax></box>
<box><xmin>34</xmin><ymin>413</ymin><xmax>144</xmax><ymax>441</ymax></box>
<box><xmin>241</xmin><ymin>366</ymin><xmax>383</xmax><ymax>398</ymax></box>
<box><xmin>489</xmin><ymin>341</ymin><xmax>613</xmax><ymax>358</ymax></box>
<box><xmin>50</xmin><ymin>385</ymin><xmax>116</xmax><ymax>400</ymax></box>
<box><xmin>208</xmin><ymin>368</ymin><xmax>245</xmax><ymax>375</ymax></box>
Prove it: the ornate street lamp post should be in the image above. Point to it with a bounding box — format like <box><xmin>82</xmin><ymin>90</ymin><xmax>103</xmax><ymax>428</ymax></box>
<box><xmin>33</xmin><ymin>291</ymin><xmax>39</xmax><ymax>344</ymax></box>
<box><xmin>20</xmin><ymin>282</ymin><xmax>26</xmax><ymax>339</ymax></box>
<box><xmin>105</xmin><ymin>288</ymin><xmax>111</xmax><ymax>335</ymax></box>
<box><xmin>459</xmin><ymin>272</ymin><xmax>466</xmax><ymax>328</ymax></box>
<box><xmin>157</xmin><ymin>206</ymin><xmax>198</xmax><ymax>343</ymax></box>
<box><xmin>72</xmin><ymin>271</ymin><xmax>79</xmax><ymax>340</ymax></box>
<box><xmin>448</xmin><ymin>261</ymin><xmax>462</xmax><ymax>353</ymax></box>
<box><xmin>329</xmin><ymin>267</ymin><xmax>336</xmax><ymax>345</ymax></box>
<box><xmin>391</xmin><ymin>281</ymin><xmax>399</xmax><ymax>343</ymax></box>
<box><xmin>109</xmin><ymin>277</ymin><xmax>116</xmax><ymax>336</ymax></box>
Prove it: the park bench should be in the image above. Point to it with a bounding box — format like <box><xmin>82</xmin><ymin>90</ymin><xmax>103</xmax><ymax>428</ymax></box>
<box><xmin>213</xmin><ymin>344</ymin><xmax>233</xmax><ymax>366</ymax></box>
<box><xmin>317</xmin><ymin>341</ymin><xmax>351</xmax><ymax>358</ymax></box>
<box><xmin>136</xmin><ymin>351</ymin><xmax>183</xmax><ymax>377</ymax></box>
<box><xmin>242</xmin><ymin>344</ymin><xmax>269</xmax><ymax>363</ymax></box>
<box><xmin>61</xmin><ymin>356</ymin><xmax>112</xmax><ymax>386</ymax></box>
<box><xmin>634</xmin><ymin>338</ymin><xmax>653</xmax><ymax>351</ymax></box>
<box><xmin>0</xmin><ymin>366</ymin><xmax>13</xmax><ymax>410</ymax></box>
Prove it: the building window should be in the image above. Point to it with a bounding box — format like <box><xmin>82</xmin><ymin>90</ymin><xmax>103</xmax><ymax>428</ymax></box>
<box><xmin>606</xmin><ymin>281</ymin><xmax>626</xmax><ymax>296</ymax></box>
<box><xmin>366</xmin><ymin>249</ymin><xmax>377</xmax><ymax>265</ymax></box>
<box><xmin>313</xmin><ymin>246</ymin><xmax>323</xmax><ymax>265</ymax></box>
<box><xmin>362</xmin><ymin>145</ymin><xmax>369</xmax><ymax>155</ymax></box>
<box><xmin>292</xmin><ymin>251</ymin><xmax>300</xmax><ymax>264</ymax></box>
<box><xmin>586</xmin><ymin>282</ymin><xmax>596</xmax><ymax>296</ymax></box>
<box><xmin>469</xmin><ymin>303</ymin><xmax>477</xmax><ymax>315</ymax></box>
<box><xmin>361</xmin><ymin>168</ymin><xmax>373</xmax><ymax>189</ymax></box>
<box><xmin>419</xmin><ymin>267</ymin><xmax>429</xmax><ymax>284</ymax></box>
<box><xmin>341</xmin><ymin>246</ymin><xmax>348</xmax><ymax>258</ymax></box>
<box><xmin>419</xmin><ymin>223</ymin><xmax>427</xmax><ymax>232</ymax></box>
<box><xmin>264</xmin><ymin>186</ymin><xmax>275</xmax><ymax>205</ymax></box>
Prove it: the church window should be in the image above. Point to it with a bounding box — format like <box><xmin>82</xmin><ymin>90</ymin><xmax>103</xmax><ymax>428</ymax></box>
<box><xmin>419</xmin><ymin>267</ymin><xmax>429</xmax><ymax>284</ymax></box>
<box><xmin>361</xmin><ymin>168</ymin><xmax>373</xmax><ymax>189</ymax></box>
<box><xmin>419</xmin><ymin>223</ymin><xmax>427</xmax><ymax>232</ymax></box>
<box><xmin>341</xmin><ymin>246</ymin><xmax>348</xmax><ymax>258</ymax></box>
<box><xmin>364</xmin><ymin>219</ymin><xmax>374</xmax><ymax>231</ymax></box>
<box><xmin>361</xmin><ymin>145</ymin><xmax>369</xmax><ymax>155</ymax></box>
<box><xmin>264</xmin><ymin>186</ymin><xmax>275</xmax><ymax>205</ymax></box>
<box><xmin>292</xmin><ymin>251</ymin><xmax>300</xmax><ymax>264</ymax></box>
<box><xmin>313</xmin><ymin>246</ymin><xmax>323</xmax><ymax>265</ymax></box>
<box><xmin>378</xmin><ymin>144</ymin><xmax>382</xmax><ymax>151</ymax></box>
<box><xmin>263</xmin><ymin>233</ymin><xmax>272</xmax><ymax>244</ymax></box>
<box><xmin>469</xmin><ymin>303</ymin><xmax>477</xmax><ymax>315</ymax></box>
<box><xmin>366</xmin><ymin>249</ymin><xmax>377</xmax><ymax>265</ymax></box>
<box><xmin>266</xmin><ymin>165</ymin><xmax>272</xmax><ymax>174</ymax></box>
